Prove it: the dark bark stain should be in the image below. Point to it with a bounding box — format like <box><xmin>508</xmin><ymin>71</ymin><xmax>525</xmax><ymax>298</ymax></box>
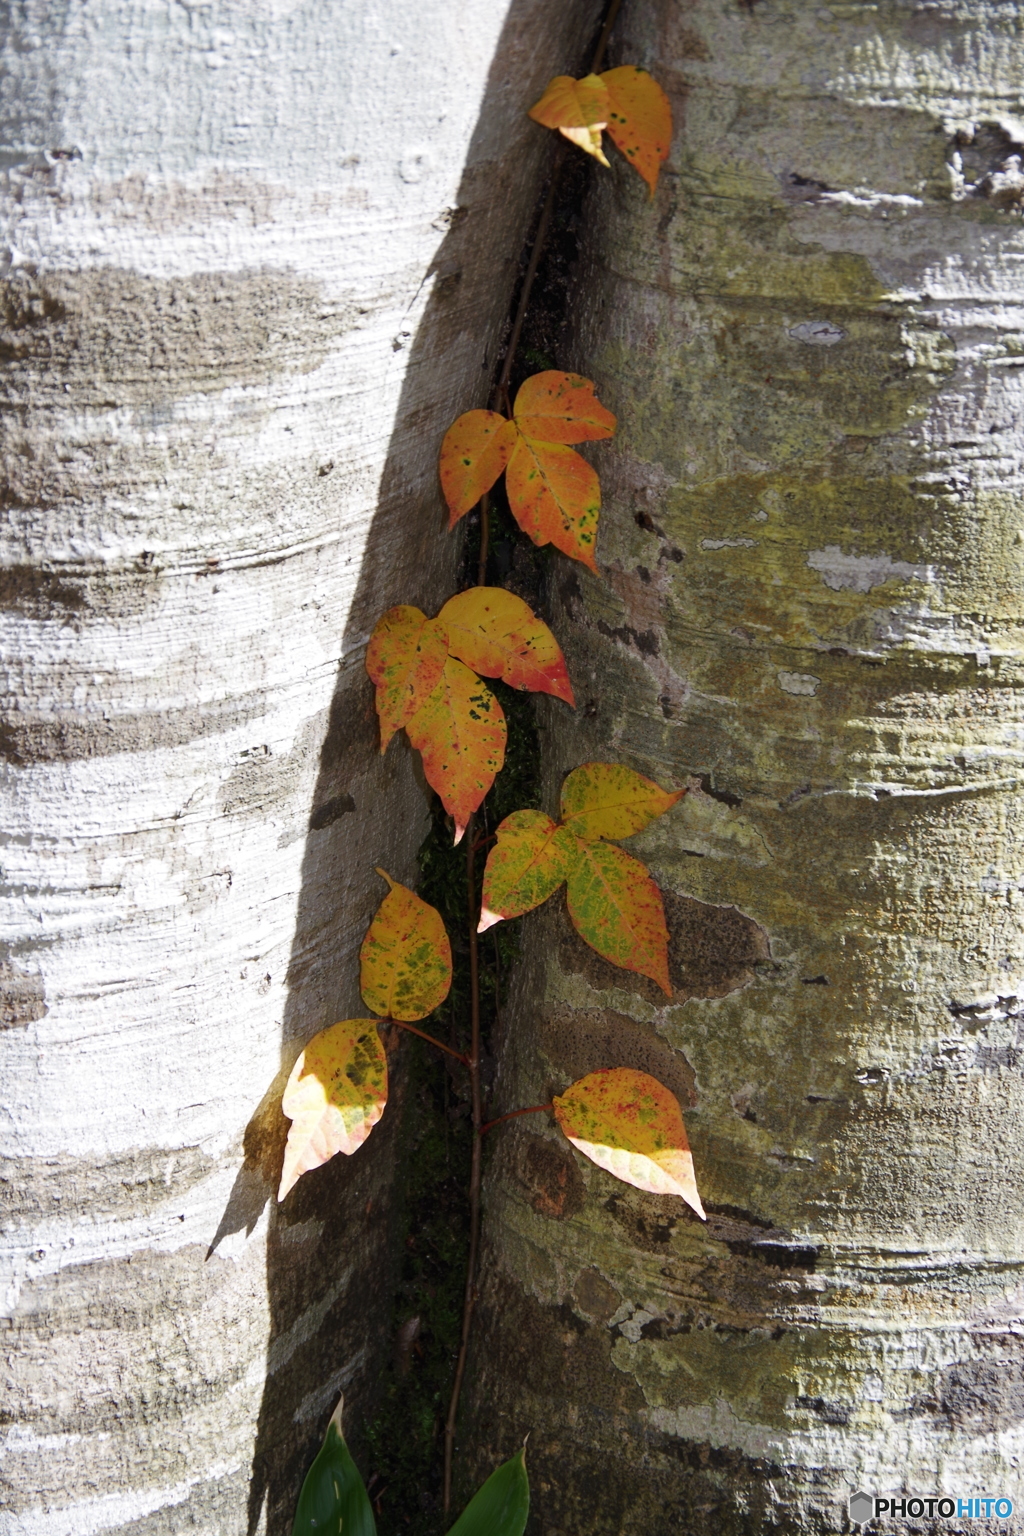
<box><xmin>513</xmin><ymin>1133</ymin><xmax>586</xmax><ymax>1221</ymax></box>
<box><xmin>0</xmin><ymin>959</ymin><xmax>46</xmax><ymax>1029</ymax></box>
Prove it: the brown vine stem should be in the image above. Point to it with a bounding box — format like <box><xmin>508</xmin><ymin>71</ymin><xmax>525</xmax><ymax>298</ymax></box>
<box><xmin>387</xmin><ymin>1018</ymin><xmax>469</xmax><ymax>1067</ymax></box>
<box><xmin>443</xmin><ymin>811</ymin><xmax>483</xmax><ymax>1514</ymax></box>
<box><xmin>479</xmin><ymin>1102</ymin><xmax>554</xmax><ymax>1137</ymax></box>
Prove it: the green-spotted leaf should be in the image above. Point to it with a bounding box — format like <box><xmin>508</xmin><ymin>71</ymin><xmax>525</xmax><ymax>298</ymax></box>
<box><xmin>291</xmin><ymin>1395</ymin><xmax>376</xmax><ymax>1536</ymax></box>
<box><xmin>279</xmin><ymin>1022</ymin><xmax>388</xmax><ymax>1200</ymax></box>
<box><xmin>366</xmin><ymin>605</ymin><xmax>448</xmax><ymax>753</ymax></box>
<box><xmin>405</xmin><ymin>655</ymin><xmax>507</xmax><ymax>844</ymax></box>
<box><xmin>560</xmin><ymin>762</ymin><xmax>684</xmax><ymax>842</ymax></box>
<box><xmin>566</xmin><ymin>839</ymin><xmax>671</xmax><ymax>994</ymax></box>
<box><xmin>479</xmin><ymin>810</ymin><xmax>581</xmax><ymax>931</ymax></box>
<box><xmin>360</xmin><ymin>869</ymin><xmax>452</xmax><ymax>1021</ymax></box>
<box><xmin>553</xmin><ymin>1067</ymin><xmax>705</xmax><ymax>1218</ymax></box>
<box><xmin>446</xmin><ymin>1447</ymin><xmax>530</xmax><ymax>1536</ymax></box>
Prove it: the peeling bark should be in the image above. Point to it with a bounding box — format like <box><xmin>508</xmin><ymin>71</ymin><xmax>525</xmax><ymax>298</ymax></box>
<box><xmin>469</xmin><ymin>2</ymin><xmax>1024</xmax><ymax>1529</ymax></box>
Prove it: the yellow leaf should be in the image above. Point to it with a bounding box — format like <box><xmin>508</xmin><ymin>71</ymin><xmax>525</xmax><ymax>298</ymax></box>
<box><xmin>600</xmin><ymin>65</ymin><xmax>672</xmax><ymax>195</ymax></box>
<box><xmin>512</xmin><ymin>370</ymin><xmax>616</xmax><ymax>445</ymax></box>
<box><xmin>505</xmin><ymin>434</ymin><xmax>601</xmax><ymax>573</ymax></box>
<box><xmin>439</xmin><ymin>410</ymin><xmax>519</xmax><ymax>527</ymax></box>
<box><xmin>279</xmin><ymin>1021</ymin><xmax>388</xmax><ymax>1201</ymax></box>
<box><xmin>566</xmin><ymin>839</ymin><xmax>672</xmax><ymax>994</ymax></box>
<box><xmin>438</xmin><ymin>587</ymin><xmax>574</xmax><ymax>705</ymax></box>
<box><xmin>405</xmin><ymin>656</ymin><xmax>507</xmax><ymax>844</ymax></box>
<box><xmin>366</xmin><ymin>605</ymin><xmax>448</xmax><ymax>753</ymax></box>
<box><xmin>560</xmin><ymin>762</ymin><xmax>684</xmax><ymax>842</ymax></box>
<box><xmin>360</xmin><ymin>869</ymin><xmax>452</xmax><ymax>1021</ymax></box>
<box><xmin>553</xmin><ymin>1067</ymin><xmax>705</xmax><ymax>1218</ymax></box>
<box><xmin>478</xmin><ymin>810</ymin><xmax>581</xmax><ymax>930</ymax></box>
<box><xmin>528</xmin><ymin>73</ymin><xmax>611</xmax><ymax>165</ymax></box>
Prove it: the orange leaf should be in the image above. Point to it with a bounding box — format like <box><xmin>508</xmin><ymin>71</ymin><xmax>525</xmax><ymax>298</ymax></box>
<box><xmin>438</xmin><ymin>587</ymin><xmax>574</xmax><ymax>706</ymax></box>
<box><xmin>528</xmin><ymin>73</ymin><xmax>611</xmax><ymax>166</ymax></box>
<box><xmin>601</xmin><ymin>66</ymin><xmax>672</xmax><ymax>195</ymax></box>
<box><xmin>439</xmin><ymin>410</ymin><xmax>518</xmax><ymax>527</ymax></box>
<box><xmin>478</xmin><ymin>810</ymin><xmax>582</xmax><ymax>931</ymax></box>
<box><xmin>513</xmin><ymin>370</ymin><xmax>616</xmax><ymax>445</ymax></box>
<box><xmin>553</xmin><ymin>1067</ymin><xmax>705</xmax><ymax>1218</ymax></box>
<box><xmin>366</xmin><ymin>606</ymin><xmax>448</xmax><ymax>753</ymax></box>
<box><xmin>279</xmin><ymin>1020</ymin><xmax>388</xmax><ymax>1201</ymax></box>
<box><xmin>405</xmin><ymin>656</ymin><xmax>507</xmax><ymax>844</ymax></box>
<box><xmin>566</xmin><ymin>839</ymin><xmax>671</xmax><ymax>993</ymax></box>
<box><xmin>360</xmin><ymin>869</ymin><xmax>452</xmax><ymax>1020</ymax></box>
<box><xmin>505</xmin><ymin>434</ymin><xmax>600</xmax><ymax>574</ymax></box>
<box><xmin>560</xmin><ymin>762</ymin><xmax>684</xmax><ymax>842</ymax></box>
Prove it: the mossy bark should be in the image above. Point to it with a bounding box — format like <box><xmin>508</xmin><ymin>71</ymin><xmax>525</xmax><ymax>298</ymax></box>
<box><xmin>468</xmin><ymin>2</ymin><xmax>1024</xmax><ymax>1530</ymax></box>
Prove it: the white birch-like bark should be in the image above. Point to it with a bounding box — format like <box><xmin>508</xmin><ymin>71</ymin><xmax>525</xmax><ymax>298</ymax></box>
<box><xmin>0</xmin><ymin>2</ymin><xmax>602</xmax><ymax>1530</ymax></box>
<box><xmin>468</xmin><ymin>2</ymin><xmax>1024</xmax><ymax>1529</ymax></box>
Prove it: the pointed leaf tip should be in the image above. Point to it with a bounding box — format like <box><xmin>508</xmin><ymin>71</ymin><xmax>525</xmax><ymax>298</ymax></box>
<box><xmin>406</xmin><ymin>656</ymin><xmax>506</xmax><ymax>835</ymax></box>
<box><xmin>290</xmin><ymin>1395</ymin><xmax>376</xmax><ymax>1536</ymax></box>
<box><xmin>553</xmin><ymin>1068</ymin><xmax>705</xmax><ymax>1219</ymax></box>
<box><xmin>478</xmin><ymin>906</ymin><xmax>504</xmax><ymax>933</ymax></box>
<box><xmin>446</xmin><ymin>1447</ymin><xmax>529</xmax><ymax>1536</ymax></box>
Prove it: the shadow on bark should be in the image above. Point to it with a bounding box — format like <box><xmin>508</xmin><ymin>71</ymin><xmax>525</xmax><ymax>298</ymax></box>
<box><xmin>198</xmin><ymin>3</ymin><xmax>602</xmax><ymax>1529</ymax></box>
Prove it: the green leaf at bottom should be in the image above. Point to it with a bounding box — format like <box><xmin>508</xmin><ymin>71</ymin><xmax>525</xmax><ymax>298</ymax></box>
<box><xmin>447</xmin><ymin>1447</ymin><xmax>529</xmax><ymax>1536</ymax></box>
<box><xmin>291</xmin><ymin>1400</ymin><xmax>376</xmax><ymax>1536</ymax></box>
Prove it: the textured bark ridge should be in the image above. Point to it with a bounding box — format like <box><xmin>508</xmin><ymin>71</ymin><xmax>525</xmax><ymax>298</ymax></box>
<box><xmin>469</xmin><ymin>1</ymin><xmax>1024</xmax><ymax>1529</ymax></box>
<box><xmin>0</xmin><ymin>1</ymin><xmax>605</xmax><ymax>1531</ymax></box>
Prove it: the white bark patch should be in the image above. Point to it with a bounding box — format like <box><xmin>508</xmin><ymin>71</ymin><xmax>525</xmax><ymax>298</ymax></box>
<box><xmin>807</xmin><ymin>545</ymin><xmax>936</xmax><ymax>593</ymax></box>
<box><xmin>788</xmin><ymin>320</ymin><xmax>846</xmax><ymax>345</ymax></box>
<box><xmin>777</xmin><ymin>671</ymin><xmax>820</xmax><ymax>697</ymax></box>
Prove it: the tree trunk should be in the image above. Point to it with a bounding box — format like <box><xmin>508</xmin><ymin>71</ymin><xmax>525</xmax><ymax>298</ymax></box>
<box><xmin>0</xmin><ymin>2</ymin><xmax>602</xmax><ymax>1530</ymax></box>
<box><xmin>469</xmin><ymin>2</ymin><xmax>1024</xmax><ymax>1529</ymax></box>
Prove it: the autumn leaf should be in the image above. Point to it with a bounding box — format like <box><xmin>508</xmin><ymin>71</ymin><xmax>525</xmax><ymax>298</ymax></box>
<box><xmin>505</xmin><ymin>434</ymin><xmax>601</xmax><ymax>573</ymax></box>
<box><xmin>602</xmin><ymin>67</ymin><xmax>672</xmax><ymax>195</ymax></box>
<box><xmin>553</xmin><ymin>1067</ymin><xmax>705</xmax><ymax>1218</ymax></box>
<box><xmin>527</xmin><ymin>73</ymin><xmax>610</xmax><ymax>165</ymax></box>
<box><xmin>406</xmin><ymin>655</ymin><xmax>507</xmax><ymax>843</ymax></box>
<box><xmin>439</xmin><ymin>410</ymin><xmax>519</xmax><ymax>527</ymax></box>
<box><xmin>560</xmin><ymin>762</ymin><xmax>684</xmax><ymax>842</ymax></box>
<box><xmin>566</xmin><ymin>838</ymin><xmax>671</xmax><ymax>993</ymax></box>
<box><xmin>279</xmin><ymin>1021</ymin><xmax>388</xmax><ymax>1201</ymax></box>
<box><xmin>479</xmin><ymin>810</ymin><xmax>582</xmax><ymax>931</ymax></box>
<box><xmin>359</xmin><ymin>869</ymin><xmax>452</xmax><ymax>1020</ymax></box>
<box><xmin>439</xmin><ymin>587</ymin><xmax>574</xmax><ymax>705</ymax></box>
<box><xmin>528</xmin><ymin>67</ymin><xmax>672</xmax><ymax>193</ymax></box>
<box><xmin>446</xmin><ymin>1447</ymin><xmax>530</xmax><ymax>1536</ymax></box>
<box><xmin>512</xmin><ymin>371</ymin><xmax>616</xmax><ymax>445</ymax></box>
<box><xmin>366</xmin><ymin>605</ymin><xmax>448</xmax><ymax>753</ymax></box>
<box><xmin>291</xmin><ymin>1396</ymin><xmax>376</xmax><ymax>1536</ymax></box>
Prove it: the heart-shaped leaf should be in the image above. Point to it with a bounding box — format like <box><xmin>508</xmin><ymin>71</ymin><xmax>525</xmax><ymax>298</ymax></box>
<box><xmin>360</xmin><ymin>869</ymin><xmax>452</xmax><ymax>1020</ymax></box>
<box><xmin>528</xmin><ymin>73</ymin><xmax>610</xmax><ymax>165</ymax></box>
<box><xmin>513</xmin><ymin>371</ymin><xmax>616</xmax><ymax>445</ymax></box>
<box><xmin>560</xmin><ymin>762</ymin><xmax>684</xmax><ymax>842</ymax></box>
<box><xmin>446</xmin><ymin>1447</ymin><xmax>530</xmax><ymax>1536</ymax></box>
<box><xmin>505</xmin><ymin>435</ymin><xmax>600</xmax><ymax>573</ymax></box>
<box><xmin>291</xmin><ymin>1395</ymin><xmax>376</xmax><ymax>1536</ymax></box>
<box><xmin>566</xmin><ymin>839</ymin><xmax>671</xmax><ymax>993</ymax></box>
<box><xmin>439</xmin><ymin>410</ymin><xmax>519</xmax><ymax>526</ymax></box>
<box><xmin>602</xmin><ymin>66</ymin><xmax>672</xmax><ymax>196</ymax></box>
<box><xmin>366</xmin><ymin>606</ymin><xmax>448</xmax><ymax>753</ymax></box>
<box><xmin>438</xmin><ymin>587</ymin><xmax>574</xmax><ymax>705</ymax></box>
<box><xmin>479</xmin><ymin>810</ymin><xmax>582</xmax><ymax>931</ymax></box>
<box><xmin>279</xmin><ymin>1022</ymin><xmax>388</xmax><ymax>1200</ymax></box>
<box><xmin>553</xmin><ymin>1067</ymin><xmax>705</xmax><ymax>1218</ymax></box>
<box><xmin>405</xmin><ymin>655</ymin><xmax>507</xmax><ymax>843</ymax></box>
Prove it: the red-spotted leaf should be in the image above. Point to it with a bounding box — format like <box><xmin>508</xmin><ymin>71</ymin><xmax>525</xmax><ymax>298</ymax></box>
<box><xmin>478</xmin><ymin>810</ymin><xmax>582</xmax><ymax>931</ymax></box>
<box><xmin>528</xmin><ymin>73</ymin><xmax>610</xmax><ymax>165</ymax></box>
<box><xmin>566</xmin><ymin>839</ymin><xmax>671</xmax><ymax>993</ymax></box>
<box><xmin>438</xmin><ymin>587</ymin><xmax>574</xmax><ymax>705</ymax></box>
<box><xmin>601</xmin><ymin>66</ymin><xmax>672</xmax><ymax>195</ymax></box>
<box><xmin>440</xmin><ymin>410</ymin><xmax>518</xmax><ymax>526</ymax></box>
<box><xmin>360</xmin><ymin>869</ymin><xmax>452</xmax><ymax>1021</ymax></box>
<box><xmin>553</xmin><ymin>1067</ymin><xmax>705</xmax><ymax>1218</ymax></box>
<box><xmin>405</xmin><ymin>656</ymin><xmax>507</xmax><ymax>843</ymax></box>
<box><xmin>366</xmin><ymin>605</ymin><xmax>448</xmax><ymax>753</ymax></box>
<box><xmin>512</xmin><ymin>370</ymin><xmax>617</xmax><ymax>445</ymax></box>
<box><xmin>279</xmin><ymin>1021</ymin><xmax>388</xmax><ymax>1200</ymax></box>
<box><xmin>505</xmin><ymin>434</ymin><xmax>601</xmax><ymax>573</ymax></box>
<box><xmin>560</xmin><ymin>762</ymin><xmax>684</xmax><ymax>842</ymax></box>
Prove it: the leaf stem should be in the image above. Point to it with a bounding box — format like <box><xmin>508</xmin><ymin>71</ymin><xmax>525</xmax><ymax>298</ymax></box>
<box><xmin>477</xmin><ymin>491</ymin><xmax>490</xmax><ymax>586</ymax></box>
<box><xmin>590</xmin><ymin>0</ymin><xmax>623</xmax><ymax>73</ymax></box>
<box><xmin>479</xmin><ymin>1102</ymin><xmax>554</xmax><ymax>1137</ymax></box>
<box><xmin>386</xmin><ymin>1018</ymin><xmax>469</xmax><ymax>1067</ymax></box>
<box><xmin>443</xmin><ymin>811</ymin><xmax>484</xmax><ymax>1514</ymax></box>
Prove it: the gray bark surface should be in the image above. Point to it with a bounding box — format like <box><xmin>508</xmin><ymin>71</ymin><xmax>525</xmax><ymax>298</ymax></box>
<box><xmin>467</xmin><ymin>2</ymin><xmax>1024</xmax><ymax>1530</ymax></box>
<box><xmin>0</xmin><ymin>2</ymin><xmax>603</xmax><ymax>1531</ymax></box>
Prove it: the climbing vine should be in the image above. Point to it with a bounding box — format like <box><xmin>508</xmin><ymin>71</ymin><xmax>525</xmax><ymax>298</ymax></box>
<box><xmin>278</xmin><ymin>23</ymin><xmax>685</xmax><ymax>1536</ymax></box>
